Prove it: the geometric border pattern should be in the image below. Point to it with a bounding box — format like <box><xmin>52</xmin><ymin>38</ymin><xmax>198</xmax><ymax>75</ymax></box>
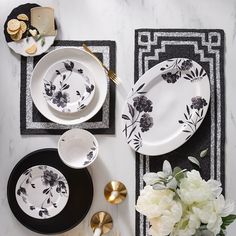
<box><xmin>135</xmin><ymin>29</ymin><xmax>225</xmax><ymax>236</ymax></box>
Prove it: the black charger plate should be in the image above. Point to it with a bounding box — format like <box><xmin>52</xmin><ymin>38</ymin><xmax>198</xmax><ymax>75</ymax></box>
<box><xmin>7</xmin><ymin>148</ymin><xmax>93</xmax><ymax>234</ymax></box>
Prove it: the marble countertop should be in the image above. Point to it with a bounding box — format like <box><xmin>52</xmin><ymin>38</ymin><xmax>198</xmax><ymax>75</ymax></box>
<box><xmin>0</xmin><ymin>0</ymin><xmax>236</xmax><ymax>235</ymax></box>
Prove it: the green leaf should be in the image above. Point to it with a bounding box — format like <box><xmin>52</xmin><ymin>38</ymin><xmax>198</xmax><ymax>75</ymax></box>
<box><xmin>200</xmin><ymin>148</ymin><xmax>208</xmax><ymax>158</ymax></box>
<box><xmin>41</xmin><ymin>36</ymin><xmax>45</xmax><ymax>47</ymax></box>
<box><xmin>221</xmin><ymin>214</ymin><xmax>236</xmax><ymax>230</ymax></box>
<box><xmin>188</xmin><ymin>156</ymin><xmax>200</xmax><ymax>168</ymax></box>
<box><xmin>173</xmin><ymin>167</ymin><xmax>186</xmax><ymax>182</ymax></box>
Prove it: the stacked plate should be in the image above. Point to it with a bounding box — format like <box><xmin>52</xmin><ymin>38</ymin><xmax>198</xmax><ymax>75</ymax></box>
<box><xmin>30</xmin><ymin>47</ymin><xmax>108</xmax><ymax>125</ymax></box>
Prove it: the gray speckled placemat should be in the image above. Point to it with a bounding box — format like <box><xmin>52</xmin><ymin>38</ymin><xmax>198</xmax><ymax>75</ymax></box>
<box><xmin>20</xmin><ymin>40</ymin><xmax>116</xmax><ymax>135</ymax></box>
<box><xmin>134</xmin><ymin>29</ymin><xmax>225</xmax><ymax>236</ymax></box>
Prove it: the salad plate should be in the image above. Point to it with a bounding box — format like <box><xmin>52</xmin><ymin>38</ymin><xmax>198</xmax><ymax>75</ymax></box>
<box><xmin>30</xmin><ymin>47</ymin><xmax>108</xmax><ymax>125</ymax></box>
<box><xmin>15</xmin><ymin>165</ymin><xmax>69</xmax><ymax>219</ymax></box>
<box><xmin>7</xmin><ymin>149</ymin><xmax>93</xmax><ymax>234</ymax></box>
<box><xmin>43</xmin><ymin>60</ymin><xmax>95</xmax><ymax>113</ymax></box>
<box><xmin>122</xmin><ymin>58</ymin><xmax>210</xmax><ymax>156</ymax></box>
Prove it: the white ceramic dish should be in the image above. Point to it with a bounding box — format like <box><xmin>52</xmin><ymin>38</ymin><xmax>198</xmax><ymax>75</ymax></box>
<box><xmin>122</xmin><ymin>58</ymin><xmax>210</xmax><ymax>156</ymax></box>
<box><xmin>58</xmin><ymin>129</ymin><xmax>99</xmax><ymax>169</ymax></box>
<box><xmin>43</xmin><ymin>59</ymin><xmax>95</xmax><ymax>113</ymax></box>
<box><xmin>30</xmin><ymin>47</ymin><xmax>108</xmax><ymax>125</ymax></box>
<box><xmin>15</xmin><ymin>165</ymin><xmax>69</xmax><ymax>219</ymax></box>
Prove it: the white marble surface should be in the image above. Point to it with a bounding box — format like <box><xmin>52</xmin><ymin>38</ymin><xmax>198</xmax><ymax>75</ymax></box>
<box><xmin>0</xmin><ymin>0</ymin><xmax>236</xmax><ymax>235</ymax></box>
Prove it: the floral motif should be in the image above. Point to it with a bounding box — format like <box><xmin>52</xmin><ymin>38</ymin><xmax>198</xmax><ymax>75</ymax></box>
<box><xmin>16</xmin><ymin>166</ymin><xmax>68</xmax><ymax>218</ymax></box>
<box><xmin>180</xmin><ymin>59</ymin><xmax>193</xmax><ymax>71</ymax></box>
<box><xmin>52</xmin><ymin>91</ymin><xmax>69</xmax><ymax>108</ymax></box>
<box><xmin>178</xmin><ymin>96</ymin><xmax>208</xmax><ymax>140</ymax></box>
<box><xmin>133</xmin><ymin>95</ymin><xmax>153</xmax><ymax>112</ymax></box>
<box><xmin>140</xmin><ymin>113</ymin><xmax>153</xmax><ymax>132</ymax></box>
<box><xmin>190</xmin><ymin>96</ymin><xmax>207</xmax><ymax>110</ymax></box>
<box><xmin>122</xmin><ymin>87</ymin><xmax>154</xmax><ymax>151</ymax></box>
<box><xmin>160</xmin><ymin>58</ymin><xmax>207</xmax><ymax>84</ymax></box>
<box><xmin>83</xmin><ymin>141</ymin><xmax>97</xmax><ymax>166</ymax></box>
<box><xmin>162</xmin><ymin>72</ymin><xmax>180</xmax><ymax>84</ymax></box>
<box><xmin>44</xmin><ymin>60</ymin><xmax>95</xmax><ymax>112</ymax></box>
<box><xmin>42</xmin><ymin>170</ymin><xmax>59</xmax><ymax>187</ymax></box>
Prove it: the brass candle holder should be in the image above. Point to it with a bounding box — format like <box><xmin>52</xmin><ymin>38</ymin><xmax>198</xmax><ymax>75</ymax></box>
<box><xmin>104</xmin><ymin>181</ymin><xmax>127</xmax><ymax>204</ymax></box>
<box><xmin>90</xmin><ymin>211</ymin><xmax>113</xmax><ymax>235</ymax></box>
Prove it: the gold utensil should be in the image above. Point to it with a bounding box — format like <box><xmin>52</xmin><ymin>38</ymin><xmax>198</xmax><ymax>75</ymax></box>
<box><xmin>104</xmin><ymin>180</ymin><xmax>127</xmax><ymax>204</ymax></box>
<box><xmin>90</xmin><ymin>211</ymin><xmax>113</xmax><ymax>236</ymax></box>
<box><xmin>82</xmin><ymin>43</ymin><xmax>120</xmax><ymax>85</ymax></box>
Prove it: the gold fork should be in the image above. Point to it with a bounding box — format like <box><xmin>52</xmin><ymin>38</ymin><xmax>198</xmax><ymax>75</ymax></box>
<box><xmin>82</xmin><ymin>43</ymin><xmax>120</xmax><ymax>85</ymax></box>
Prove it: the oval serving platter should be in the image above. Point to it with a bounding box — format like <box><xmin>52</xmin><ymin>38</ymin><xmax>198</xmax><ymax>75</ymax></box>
<box><xmin>122</xmin><ymin>58</ymin><xmax>210</xmax><ymax>156</ymax></box>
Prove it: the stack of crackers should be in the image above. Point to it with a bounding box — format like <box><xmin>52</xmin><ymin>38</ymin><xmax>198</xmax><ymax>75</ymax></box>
<box><xmin>7</xmin><ymin>14</ymin><xmax>28</xmax><ymax>41</ymax></box>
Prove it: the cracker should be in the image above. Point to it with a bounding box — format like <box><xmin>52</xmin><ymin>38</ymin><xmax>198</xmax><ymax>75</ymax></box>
<box><xmin>7</xmin><ymin>19</ymin><xmax>20</xmax><ymax>31</ymax></box>
<box><xmin>17</xmin><ymin>14</ymin><xmax>29</xmax><ymax>21</ymax></box>
<box><xmin>25</xmin><ymin>44</ymin><xmax>37</xmax><ymax>54</ymax></box>
<box><xmin>10</xmin><ymin>30</ymin><xmax>23</xmax><ymax>41</ymax></box>
<box><xmin>20</xmin><ymin>21</ymin><xmax>27</xmax><ymax>34</ymax></box>
<box><xmin>7</xmin><ymin>27</ymin><xmax>20</xmax><ymax>35</ymax></box>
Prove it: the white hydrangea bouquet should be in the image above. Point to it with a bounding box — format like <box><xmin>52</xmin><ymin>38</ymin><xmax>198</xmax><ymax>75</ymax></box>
<box><xmin>136</xmin><ymin>161</ymin><xmax>236</xmax><ymax>236</ymax></box>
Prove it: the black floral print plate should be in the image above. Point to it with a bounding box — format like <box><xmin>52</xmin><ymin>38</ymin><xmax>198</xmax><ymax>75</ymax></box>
<box><xmin>7</xmin><ymin>149</ymin><xmax>93</xmax><ymax>234</ymax></box>
<box><xmin>43</xmin><ymin>59</ymin><xmax>95</xmax><ymax>113</ymax></box>
<box><xmin>122</xmin><ymin>58</ymin><xmax>210</xmax><ymax>156</ymax></box>
<box><xmin>15</xmin><ymin>165</ymin><xmax>69</xmax><ymax>219</ymax></box>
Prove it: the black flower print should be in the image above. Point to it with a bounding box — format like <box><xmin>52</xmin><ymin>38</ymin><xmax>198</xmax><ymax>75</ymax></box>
<box><xmin>44</xmin><ymin>81</ymin><xmax>56</xmax><ymax>96</ymax></box>
<box><xmin>52</xmin><ymin>91</ymin><xmax>69</xmax><ymax>108</ymax></box>
<box><xmin>83</xmin><ymin>142</ymin><xmax>97</xmax><ymax>166</ymax></box>
<box><xmin>178</xmin><ymin>96</ymin><xmax>208</xmax><ymax>140</ymax></box>
<box><xmin>190</xmin><ymin>96</ymin><xmax>207</xmax><ymax>110</ymax></box>
<box><xmin>140</xmin><ymin>113</ymin><xmax>153</xmax><ymax>132</ymax></box>
<box><xmin>133</xmin><ymin>96</ymin><xmax>153</xmax><ymax>112</ymax></box>
<box><xmin>162</xmin><ymin>72</ymin><xmax>180</xmax><ymax>84</ymax></box>
<box><xmin>180</xmin><ymin>60</ymin><xmax>193</xmax><ymax>71</ymax></box>
<box><xmin>56</xmin><ymin>181</ymin><xmax>67</xmax><ymax>194</ymax></box>
<box><xmin>122</xmin><ymin>90</ymin><xmax>154</xmax><ymax>148</ymax></box>
<box><xmin>42</xmin><ymin>170</ymin><xmax>58</xmax><ymax>187</ymax></box>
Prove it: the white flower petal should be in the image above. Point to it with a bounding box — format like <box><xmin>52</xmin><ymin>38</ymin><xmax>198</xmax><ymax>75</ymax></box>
<box><xmin>163</xmin><ymin>160</ymin><xmax>172</xmax><ymax>177</ymax></box>
<box><xmin>143</xmin><ymin>172</ymin><xmax>159</xmax><ymax>185</ymax></box>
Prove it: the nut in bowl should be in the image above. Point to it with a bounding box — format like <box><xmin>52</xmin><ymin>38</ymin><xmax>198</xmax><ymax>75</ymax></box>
<box><xmin>58</xmin><ymin>129</ymin><xmax>98</xmax><ymax>169</ymax></box>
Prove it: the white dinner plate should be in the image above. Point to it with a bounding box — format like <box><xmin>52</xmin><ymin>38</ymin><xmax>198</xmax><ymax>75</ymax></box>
<box><xmin>30</xmin><ymin>47</ymin><xmax>108</xmax><ymax>125</ymax></box>
<box><xmin>43</xmin><ymin>60</ymin><xmax>95</xmax><ymax>113</ymax></box>
<box><xmin>122</xmin><ymin>58</ymin><xmax>210</xmax><ymax>156</ymax></box>
<box><xmin>15</xmin><ymin>165</ymin><xmax>69</xmax><ymax>219</ymax></box>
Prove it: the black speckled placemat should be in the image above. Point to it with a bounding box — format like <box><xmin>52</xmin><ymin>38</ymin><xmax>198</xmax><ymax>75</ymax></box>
<box><xmin>134</xmin><ymin>29</ymin><xmax>225</xmax><ymax>236</ymax></box>
<box><xmin>20</xmin><ymin>40</ymin><xmax>116</xmax><ymax>135</ymax></box>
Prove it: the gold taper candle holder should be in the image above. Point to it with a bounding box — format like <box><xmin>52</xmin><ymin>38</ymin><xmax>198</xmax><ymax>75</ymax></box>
<box><xmin>104</xmin><ymin>181</ymin><xmax>127</xmax><ymax>204</ymax></box>
<box><xmin>90</xmin><ymin>211</ymin><xmax>113</xmax><ymax>235</ymax></box>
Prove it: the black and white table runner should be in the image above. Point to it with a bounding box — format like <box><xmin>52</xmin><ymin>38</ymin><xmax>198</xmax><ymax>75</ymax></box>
<box><xmin>20</xmin><ymin>40</ymin><xmax>116</xmax><ymax>135</ymax></box>
<box><xmin>134</xmin><ymin>29</ymin><xmax>225</xmax><ymax>236</ymax></box>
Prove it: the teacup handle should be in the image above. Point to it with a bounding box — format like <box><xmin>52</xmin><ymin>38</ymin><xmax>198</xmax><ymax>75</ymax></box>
<box><xmin>93</xmin><ymin>228</ymin><xmax>102</xmax><ymax>236</ymax></box>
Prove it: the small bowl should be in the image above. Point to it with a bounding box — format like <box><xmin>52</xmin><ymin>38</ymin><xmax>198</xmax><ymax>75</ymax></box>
<box><xmin>58</xmin><ymin>129</ymin><xmax>98</xmax><ymax>169</ymax></box>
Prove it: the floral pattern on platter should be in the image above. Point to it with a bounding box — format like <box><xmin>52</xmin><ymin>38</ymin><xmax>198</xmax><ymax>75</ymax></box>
<box><xmin>122</xmin><ymin>83</ymin><xmax>154</xmax><ymax>151</ymax></box>
<box><xmin>83</xmin><ymin>141</ymin><xmax>97</xmax><ymax>166</ymax></box>
<box><xmin>44</xmin><ymin>60</ymin><xmax>95</xmax><ymax>113</ymax></box>
<box><xmin>178</xmin><ymin>96</ymin><xmax>208</xmax><ymax>140</ymax></box>
<box><xmin>161</xmin><ymin>59</ymin><xmax>207</xmax><ymax>83</ymax></box>
<box><xmin>16</xmin><ymin>165</ymin><xmax>69</xmax><ymax>219</ymax></box>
